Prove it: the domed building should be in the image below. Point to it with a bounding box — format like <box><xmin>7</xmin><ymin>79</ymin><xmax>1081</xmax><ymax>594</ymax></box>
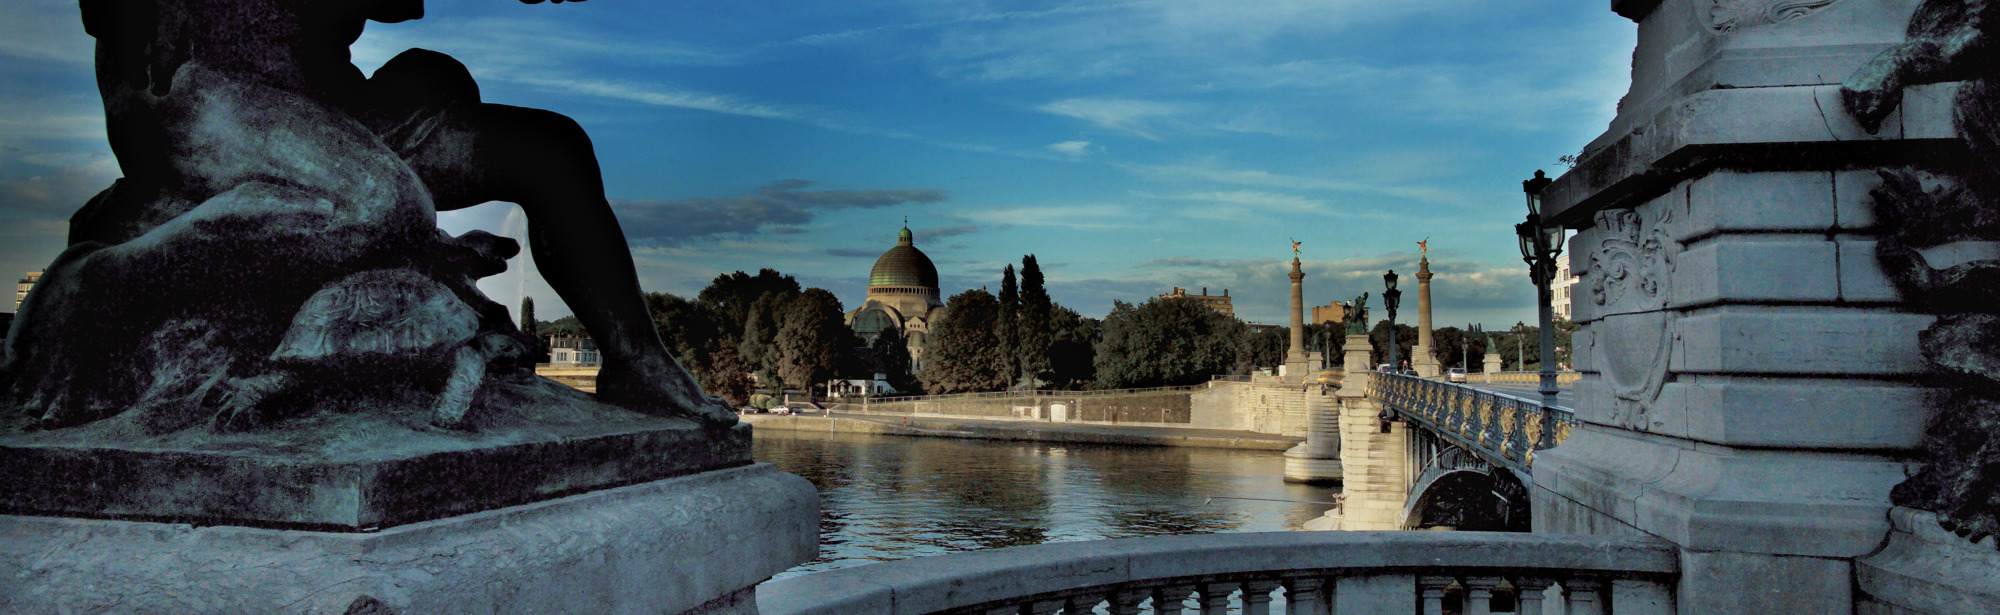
<box><xmin>845</xmin><ymin>225</ymin><xmax>947</xmax><ymax>370</ymax></box>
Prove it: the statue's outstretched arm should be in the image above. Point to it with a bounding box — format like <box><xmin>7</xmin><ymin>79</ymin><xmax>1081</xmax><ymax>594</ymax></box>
<box><xmin>1842</xmin><ymin>0</ymin><xmax>1999</xmax><ymax>133</ymax></box>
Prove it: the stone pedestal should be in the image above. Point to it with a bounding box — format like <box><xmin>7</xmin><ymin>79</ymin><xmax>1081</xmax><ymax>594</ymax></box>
<box><xmin>1411</xmin><ymin>256</ymin><xmax>1439</xmax><ymax>378</ymax></box>
<box><xmin>0</xmin><ymin>463</ymin><xmax>819</xmax><ymax>614</ymax></box>
<box><xmin>1482</xmin><ymin>352</ymin><xmax>1501</xmax><ymax>381</ymax></box>
<box><xmin>1532</xmin><ymin>1</ymin><xmax>1934</xmax><ymax>612</ymax></box>
<box><xmin>1857</xmin><ymin>508</ymin><xmax>2000</xmax><ymax>614</ymax></box>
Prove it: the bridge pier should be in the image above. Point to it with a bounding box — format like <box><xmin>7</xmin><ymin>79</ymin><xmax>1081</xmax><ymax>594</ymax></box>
<box><xmin>1307</xmin><ymin>334</ymin><xmax>1409</xmax><ymax>530</ymax></box>
<box><xmin>1532</xmin><ymin>1</ymin><xmax>1956</xmax><ymax>612</ymax></box>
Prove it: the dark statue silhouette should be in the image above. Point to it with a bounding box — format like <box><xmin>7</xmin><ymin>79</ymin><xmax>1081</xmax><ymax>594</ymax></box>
<box><xmin>1843</xmin><ymin>0</ymin><xmax>2000</xmax><ymax>547</ymax></box>
<box><xmin>1</xmin><ymin>0</ymin><xmax>736</xmax><ymax>432</ymax></box>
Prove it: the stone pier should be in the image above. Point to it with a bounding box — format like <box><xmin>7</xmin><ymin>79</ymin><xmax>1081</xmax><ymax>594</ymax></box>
<box><xmin>1532</xmin><ymin>1</ymin><xmax>1942</xmax><ymax>612</ymax></box>
<box><xmin>1411</xmin><ymin>256</ymin><xmax>1439</xmax><ymax>377</ymax></box>
<box><xmin>1483</xmin><ymin>349</ymin><xmax>1502</xmax><ymax>381</ymax></box>
<box><xmin>1305</xmin><ymin>334</ymin><xmax>1408</xmax><ymax>530</ymax></box>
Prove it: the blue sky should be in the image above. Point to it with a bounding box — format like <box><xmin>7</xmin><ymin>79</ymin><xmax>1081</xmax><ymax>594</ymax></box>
<box><xmin>0</xmin><ymin>0</ymin><xmax>1635</xmax><ymax>327</ymax></box>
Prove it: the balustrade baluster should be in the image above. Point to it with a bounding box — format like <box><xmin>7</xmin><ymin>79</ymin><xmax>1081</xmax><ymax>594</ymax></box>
<box><xmin>1152</xmin><ymin>585</ymin><xmax>1195</xmax><ymax>615</ymax></box>
<box><xmin>1241</xmin><ymin>579</ymin><xmax>1280</xmax><ymax>615</ymax></box>
<box><xmin>1105</xmin><ymin>588</ymin><xmax>1145</xmax><ymax>615</ymax></box>
<box><xmin>1197</xmin><ymin>582</ymin><xmax>1238</xmax><ymax>615</ymax></box>
<box><xmin>1563</xmin><ymin>579</ymin><xmax>1604</xmax><ymax>615</ymax></box>
<box><xmin>1462</xmin><ymin>577</ymin><xmax>1502</xmax><ymax>615</ymax></box>
<box><xmin>1514</xmin><ymin>578</ymin><xmax>1554</xmax><ymax>615</ymax></box>
<box><xmin>1281</xmin><ymin>577</ymin><xmax>1326</xmax><ymax>615</ymax></box>
<box><xmin>1063</xmin><ymin>594</ymin><xmax>1099</xmax><ymax>614</ymax></box>
<box><xmin>1019</xmin><ymin>598</ymin><xmax>1065</xmax><ymax>615</ymax></box>
<box><xmin>1418</xmin><ymin>576</ymin><xmax>1452</xmax><ymax>615</ymax></box>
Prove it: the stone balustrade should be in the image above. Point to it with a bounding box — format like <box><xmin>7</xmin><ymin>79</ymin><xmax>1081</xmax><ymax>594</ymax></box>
<box><xmin>758</xmin><ymin>531</ymin><xmax>1677</xmax><ymax>615</ymax></box>
<box><xmin>1370</xmin><ymin>372</ymin><xmax>1575</xmax><ymax>472</ymax></box>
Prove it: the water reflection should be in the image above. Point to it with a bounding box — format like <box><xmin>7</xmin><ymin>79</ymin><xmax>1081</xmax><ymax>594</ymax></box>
<box><xmin>756</xmin><ymin>430</ymin><xmax>1338</xmax><ymax>578</ymax></box>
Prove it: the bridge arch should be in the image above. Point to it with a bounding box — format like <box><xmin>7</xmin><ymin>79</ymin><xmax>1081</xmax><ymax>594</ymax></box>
<box><xmin>1400</xmin><ymin>449</ymin><xmax>1531</xmax><ymax>531</ymax></box>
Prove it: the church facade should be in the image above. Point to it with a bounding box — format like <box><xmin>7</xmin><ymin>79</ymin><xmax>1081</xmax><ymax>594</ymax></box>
<box><xmin>844</xmin><ymin>226</ymin><xmax>946</xmax><ymax>370</ymax></box>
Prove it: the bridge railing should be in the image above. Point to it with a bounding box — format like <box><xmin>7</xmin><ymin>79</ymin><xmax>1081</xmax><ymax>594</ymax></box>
<box><xmin>759</xmin><ymin>531</ymin><xmax>1677</xmax><ymax>615</ymax></box>
<box><xmin>1479</xmin><ymin>370</ymin><xmax>1582</xmax><ymax>385</ymax></box>
<box><xmin>1369</xmin><ymin>371</ymin><xmax>1576</xmax><ymax>472</ymax></box>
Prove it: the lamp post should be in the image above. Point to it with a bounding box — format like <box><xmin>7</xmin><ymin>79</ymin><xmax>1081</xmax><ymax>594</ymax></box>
<box><xmin>1383</xmin><ymin>270</ymin><xmax>1401</xmax><ymax>373</ymax></box>
<box><xmin>1515</xmin><ymin>170</ymin><xmax>1564</xmax><ymax>408</ymax></box>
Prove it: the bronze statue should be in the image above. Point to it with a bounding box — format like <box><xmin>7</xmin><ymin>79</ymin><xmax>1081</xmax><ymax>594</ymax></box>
<box><xmin>1345</xmin><ymin>293</ymin><xmax>1370</xmax><ymax>336</ymax></box>
<box><xmin>1842</xmin><ymin>0</ymin><xmax>2000</xmax><ymax>544</ymax></box>
<box><xmin>2</xmin><ymin>0</ymin><xmax>734</xmax><ymax>431</ymax></box>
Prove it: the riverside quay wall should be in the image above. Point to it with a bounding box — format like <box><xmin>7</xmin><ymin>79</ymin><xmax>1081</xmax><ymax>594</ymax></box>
<box><xmin>822</xmin><ymin>380</ymin><xmax>1319</xmax><ymax>438</ymax></box>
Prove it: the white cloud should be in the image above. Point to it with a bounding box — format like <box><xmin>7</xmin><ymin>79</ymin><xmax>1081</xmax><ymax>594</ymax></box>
<box><xmin>0</xmin><ymin>0</ymin><xmax>91</xmax><ymax>67</ymax></box>
<box><xmin>957</xmin><ymin>204</ymin><xmax>1136</xmax><ymax>230</ymax></box>
<box><xmin>1114</xmin><ymin>160</ymin><xmax>1464</xmax><ymax>208</ymax></box>
<box><xmin>1046</xmin><ymin>140</ymin><xmax>1093</xmax><ymax>156</ymax></box>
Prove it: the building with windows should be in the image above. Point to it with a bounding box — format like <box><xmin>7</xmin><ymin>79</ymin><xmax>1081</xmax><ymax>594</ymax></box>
<box><xmin>1551</xmin><ymin>252</ymin><xmax>1582</xmax><ymax>321</ymax></box>
<box><xmin>1310</xmin><ymin>300</ymin><xmax>1354</xmax><ymax>326</ymax></box>
<box><xmin>1158</xmin><ymin>287</ymin><xmax>1233</xmax><ymax>317</ymax></box>
<box><xmin>844</xmin><ymin>225</ymin><xmax>946</xmax><ymax>371</ymax></box>
<box><xmin>15</xmin><ymin>271</ymin><xmax>40</xmax><ymax>312</ymax></box>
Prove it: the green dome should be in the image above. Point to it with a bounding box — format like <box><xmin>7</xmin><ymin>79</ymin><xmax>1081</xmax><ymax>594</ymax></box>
<box><xmin>869</xmin><ymin>227</ymin><xmax>939</xmax><ymax>288</ymax></box>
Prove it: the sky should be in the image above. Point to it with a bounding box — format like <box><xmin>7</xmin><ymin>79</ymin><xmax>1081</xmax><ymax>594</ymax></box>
<box><xmin>0</xmin><ymin>0</ymin><xmax>1636</xmax><ymax>328</ymax></box>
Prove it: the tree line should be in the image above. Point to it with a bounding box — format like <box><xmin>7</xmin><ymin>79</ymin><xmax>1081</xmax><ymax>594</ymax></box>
<box><xmin>519</xmin><ymin>265</ymin><xmax>1582</xmax><ymax>403</ymax></box>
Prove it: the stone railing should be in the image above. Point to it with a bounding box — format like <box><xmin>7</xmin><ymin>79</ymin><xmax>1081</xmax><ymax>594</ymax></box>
<box><xmin>758</xmin><ymin>531</ymin><xmax>1677</xmax><ymax>615</ymax></box>
<box><xmin>1480</xmin><ymin>370</ymin><xmax>1581</xmax><ymax>385</ymax></box>
<box><xmin>1369</xmin><ymin>372</ymin><xmax>1575</xmax><ymax>472</ymax></box>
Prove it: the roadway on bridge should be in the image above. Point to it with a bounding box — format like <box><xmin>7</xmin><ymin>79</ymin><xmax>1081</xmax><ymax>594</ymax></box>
<box><xmin>1460</xmin><ymin>381</ymin><xmax>1577</xmax><ymax>410</ymax></box>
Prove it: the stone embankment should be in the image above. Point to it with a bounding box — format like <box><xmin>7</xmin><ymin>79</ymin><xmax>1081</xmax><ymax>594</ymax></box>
<box><xmin>744</xmin><ymin>413</ymin><xmax>1300</xmax><ymax>451</ymax></box>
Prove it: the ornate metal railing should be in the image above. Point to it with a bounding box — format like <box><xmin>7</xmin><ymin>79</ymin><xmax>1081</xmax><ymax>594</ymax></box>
<box><xmin>1479</xmin><ymin>370</ymin><xmax>1582</xmax><ymax>385</ymax></box>
<box><xmin>759</xmin><ymin>531</ymin><xmax>1677</xmax><ymax>615</ymax></box>
<box><xmin>1369</xmin><ymin>371</ymin><xmax>1575</xmax><ymax>473</ymax></box>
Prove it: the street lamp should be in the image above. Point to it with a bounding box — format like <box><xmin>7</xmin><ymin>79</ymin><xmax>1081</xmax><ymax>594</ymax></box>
<box><xmin>1515</xmin><ymin>170</ymin><xmax>1563</xmax><ymax>408</ymax></box>
<box><xmin>1383</xmin><ymin>270</ymin><xmax>1401</xmax><ymax>373</ymax></box>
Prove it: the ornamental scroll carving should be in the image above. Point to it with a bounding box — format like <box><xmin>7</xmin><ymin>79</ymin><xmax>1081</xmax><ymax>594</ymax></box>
<box><xmin>1840</xmin><ymin>0</ymin><xmax>2000</xmax><ymax>548</ymax></box>
<box><xmin>1708</xmin><ymin>0</ymin><xmax>1843</xmax><ymax>32</ymax></box>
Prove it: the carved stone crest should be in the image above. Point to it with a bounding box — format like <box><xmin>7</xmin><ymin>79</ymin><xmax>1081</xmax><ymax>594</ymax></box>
<box><xmin>1586</xmin><ymin>206</ymin><xmax>1677</xmax><ymax>427</ymax></box>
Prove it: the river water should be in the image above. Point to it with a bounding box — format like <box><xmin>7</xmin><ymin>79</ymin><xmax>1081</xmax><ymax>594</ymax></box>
<box><xmin>755</xmin><ymin>430</ymin><xmax>1339</xmax><ymax>579</ymax></box>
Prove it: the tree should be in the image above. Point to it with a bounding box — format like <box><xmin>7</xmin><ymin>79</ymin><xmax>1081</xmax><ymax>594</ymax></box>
<box><xmin>1244</xmin><ymin>326</ymin><xmax>1290</xmax><ymax>373</ymax></box>
<box><xmin>1369</xmin><ymin>320</ymin><xmax>1418</xmax><ymax>369</ymax></box>
<box><xmin>1094</xmin><ymin>297</ymin><xmax>1245</xmax><ymax>388</ymax></box>
<box><xmin>918</xmin><ymin>289</ymin><xmax>1007</xmax><ymax>393</ymax></box>
<box><xmin>699</xmin><ymin>338</ymin><xmax>753</xmax><ymax>406</ymax></box>
<box><xmin>699</xmin><ymin>268</ymin><xmax>800</xmax><ymax>340</ymax></box>
<box><xmin>1045</xmin><ymin>306</ymin><xmax>1097</xmax><ymax>389</ymax></box>
<box><xmin>869</xmin><ymin>325</ymin><xmax>918</xmax><ymax>393</ymax></box>
<box><xmin>738</xmin><ymin>291</ymin><xmax>795</xmax><ymax>385</ymax></box>
<box><xmin>540</xmin><ymin>315</ymin><xmax>587</xmax><ymax>338</ymax></box>
<box><xmin>775</xmin><ymin>288</ymin><xmax>854</xmax><ymax>392</ymax></box>
<box><xmin>1017</xmin><ymin>255</ymin><xmax>1054</xmax><ymax>384</ymax></box>
<box><xmin>997</xmin><ymin>264</ymin><xmax>1020</xmax><ymax>386</ymax></box>
<box><xmin>519</xmin><ymin>297</ymin><xmax>537</xmax><ymax>337</ymax></box>
<box><xmin>643</xmin><ymin>291</ymin><xmax>721</xmax><ymax>373</ymax></box>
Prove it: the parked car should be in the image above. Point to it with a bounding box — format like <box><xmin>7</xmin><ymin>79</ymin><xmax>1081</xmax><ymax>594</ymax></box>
<box><xmin>770</xmin><ymin>406</ymin><xmax>791</xmax><ymax>415</ymax></box>
<box><xmin>1378</xmin><ymin>364</ymin><xmax>1394</xmax><ymax>373</ymax></box>
<box><xmin>1447</xmin><ymin>368</ymin><xmax>1468</xmax><ymax>383</ymax></box>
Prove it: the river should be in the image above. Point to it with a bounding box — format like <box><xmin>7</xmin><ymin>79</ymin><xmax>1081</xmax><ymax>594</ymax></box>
<box><xmin>755</xmin><ymin>430</ymin><xmax>1340</xmax><ymax>579</ymax></box>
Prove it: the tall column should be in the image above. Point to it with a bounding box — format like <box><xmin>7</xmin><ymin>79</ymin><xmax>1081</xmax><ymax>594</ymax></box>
<box><xmin>1411</xmin><ymin>256</ymin><xmax>1438</xmax><ymax>377</ymax></box>
<box><xmin>1532</xmin><ymin>2</ymin><xmax>1931</xmax><ymax>613</ymax></box>
<box><xmin>1285</xmin><ymin>257</ymin><xmax>1309</xmax><ymax>382</ymax></box>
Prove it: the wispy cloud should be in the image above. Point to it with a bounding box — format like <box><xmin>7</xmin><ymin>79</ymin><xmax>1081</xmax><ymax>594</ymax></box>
<box><xmin>615</xmin><ymin>179</ymin><xmax>947</xmax><ymax>245</ymax></box>
<box><xmin>956</xmin><ymin>204</ymin><xmax>1136</xmax><ymax>230</ymax></box>
<box><xmin>1036</xmin><ymin>98</ymin><xmax>1187</xmax><ymax>140</ymax></box>
<box><xmin>1116</xmin><ymin>161</ymin><xmax>1463</xmax><ymax>208</ymax></box>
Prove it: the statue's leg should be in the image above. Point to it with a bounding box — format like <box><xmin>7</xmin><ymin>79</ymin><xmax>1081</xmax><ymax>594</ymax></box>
<box><xmin>400</xmin><ymin>103</ymin><xmax>734</xmax><ymax>425</ymax></box>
